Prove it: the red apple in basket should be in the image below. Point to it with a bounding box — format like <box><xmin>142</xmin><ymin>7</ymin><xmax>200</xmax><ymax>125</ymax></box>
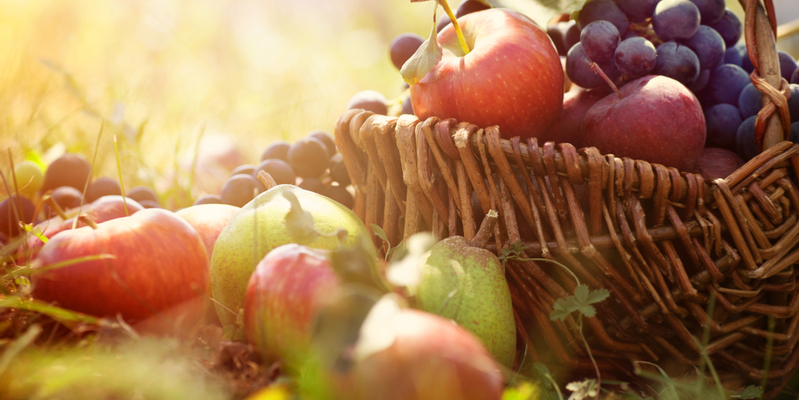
<box><xmin>692</xmin><ymin>147</ymin><xmax>744</xmax><ymax>181</ymax></box>
<box><xmin>243</xmin><ymin>244</ymin><xmax>340</xmax><ymax>367</ymax></box>
<box><xmin>31</xmin><ymin>208</ymin><xmax>210</xmax><ymax>325</ymax></box>
<box><xmin>407</xmin><ymin>8</ymin><xmax>564</xmax><ymax>140</ymax></box>
<box><xmin>580</xmin><ymin>75</ymin><xmax>706</xmax><ymax>172</ymax></box>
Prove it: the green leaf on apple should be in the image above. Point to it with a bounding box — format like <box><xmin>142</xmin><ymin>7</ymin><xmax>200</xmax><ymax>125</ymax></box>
<box><xmin>282</xmin><ymin>190</ymin><xmax>318</xmax><ymax>245</ymax></box>
<box><xmin>400</xmin><ymin>0</ymin><xmax>443</xmax><ymax>85</ymax></box>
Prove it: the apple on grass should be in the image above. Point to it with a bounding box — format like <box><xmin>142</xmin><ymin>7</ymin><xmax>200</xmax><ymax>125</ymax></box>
<box><xmin>31</xmin><ymin>208</ymin><xmax>210</xmax><ymax>334</ymax></box>
<box><xmin>175</xmin><ymin>203</ymin><xmax>240</xmax><ymax>260</ymax></box>
<box><xmin>404</xmin><ymin>8</ymin><xmax>564</xmax><ymax>140</ymax></box>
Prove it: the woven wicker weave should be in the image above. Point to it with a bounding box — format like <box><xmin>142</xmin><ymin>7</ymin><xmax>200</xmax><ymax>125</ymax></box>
<box><xmin>335</xmin><ymin>0</ymin><xmax>798</xmax><ymax>395</ymax></box>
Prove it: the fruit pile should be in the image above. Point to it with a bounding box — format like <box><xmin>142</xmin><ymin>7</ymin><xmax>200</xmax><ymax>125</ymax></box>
<box><xmin>547</xmin><ymin>0</ymin><xmax>798</xmax><ymax>177</ymax></box>
<box><xmin>194</xmin><ymin>130</ymin><xmax>354</xmax><ymax>210</ymax></box>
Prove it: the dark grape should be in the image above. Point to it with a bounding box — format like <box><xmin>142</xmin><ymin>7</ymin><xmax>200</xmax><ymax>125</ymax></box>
<box><xmin>194</xmin><ymin>194</ymin><xmax>223</xmax><ymax>205</ymax></box>
<box><xmin>580</xmin><ymin>21</ymin><xmax>619</xmax><ymax>63</ymax></box>
<box><xmin>127</xmin><ymin>186</ymin><xmax>158</xmax><ymax>204</ymax></box>
<box><xmin>653</xmin><ymin>0</ymin><xmax>701</xmax><ymax>41</ymax></box>
<box><xmin>707</xmin><ymin>9</ymin><xmax>742</xmax><ymax>48</ymax></box>
<box><xmin>261</xmin><ymin>141</ymin><xmax>290</xmax><ymax>162</ymax></box>
<box><xmin>221</xmin><ymin>174</ymin><xmax>259</xmax><ymax>207</ymax></box>
<box><xmin>48</xmin><ymin>186</ymin><xmax>83</xmax><ymax>212</ymax></box>
<box><xmin>790</xmin><ymin>84</ymin><xmax>798</xmax><ymax>123</ymax></box>
<box><xmin>138</xmin><ymin>200</ymin><xmax>161</xmax><ymax>209</ymax></box>
<box><xmin>683</xmin><ymin>26</ymin><xmax>725</xmax><ymax>70</ymax></box>
<box><xmin>455</xmin><ymin>0</ymin><xmax>490</xmax><ymax>17</ymax></box>
<box><xmin>401</xmin><ymin>96</ymin><xmax>415</xmax><ymax>116</ymax></box>
<box><xmin>253</xmin><ymin>159</ymin><xmax>296</xmax><ymax>189</ymax></box>
<box><xmin>737</xmin><ymin>84</ymin><xmax>762</xmax><ymax>120</ymax></box>
<box><xmin>736</xmin><ymin>116</ymin><xmax>758</xmax><ymax>161</ymax></box>
<box><xmin>706</xmin><ymin>64</ymin><xmax>750</xmax><ymax>105</ymax></box>
<box><xmin>615</xmin><ymin>0</ymin><xmax>660</xmax><ymax>23</ymax></box>
<box><xmin>688</xmin><ymin>0</ymin><xmax>724</xmax><ymax>24</ymax></box>
<box><xmin>0</xmin><ymin>195</ymin><xmax>36</xmax><ymax>238</ymax></box>
<box><xmin>567</xmin><ymin>43</ymin><xmax>617</xmax><ymax>89</ymax></box>
<box><xmin>741</xmin><ymin>50</ymin><xmax>754</xmax><ymax>73</ymax></box>
<box><xmin>323</xmin><ymin>185</ymin><xmax>354</xmax><ymax>209</ymax></box>
<box><xmin>723</xmin><ymin>44</ymin><xmax>745</xmax><ymax>67</ymax></box>
<box><xmin>329</xmin><ymin>153</ymin><xmax>351</xmax><ymax>186</ymax></box>
<box><xmin>308</xmin><ymin>130</ymin><xmax>337</xmax><ymax>158</ymax></box>
<box><xmin>705</xmin><ymin>103</ymin><xmax>742</xmax><ymax>147</ymax></box>
<box><xmin>790</xmin><ymin>122</ymin><xmax>798</xmax><ymax>143</ymax></box>
<box><xmin>85</xmin><ymin>177</ymin><xmax>122</xmax><ymax>203</ymax></box>
<box><xmin>230</xmin><ymin>164</ymin><xmax>257</xmax><ymax>177</ymax></box>
<box><xmin>689</xmin><ymin>68</ymin><xmax>711</xmax><ymax>92</ymax></box>
<box><xmin>287</xmin><ymin>138</ymin><xmax>329</xmax><ymax>179</ymax></box>
<box><xmin>298</xmin><ymin>178</ymin><xmax>326</xmax><ymax>194</ymax></box>
<box><xmin>41</xmin><ymin>153</ymin><xmax>91</xmax><ymax>194</ymax></box>
<box><xmin>547</xmin><ymin>25</ymin><xmax>567</xmax><ymax>56</ymax></box>
<box><xmin>563</xmin><ymin>21</ymin><xmax>581</xmax><ymax>52</ymax></box>
<box><xmin>577</xmin><ymin>0</ymin><xmax>629</xmax><ymax>35</ymax></box>
<box><xmin>346</xmin><ymin>90</ymin><xmax>387</xmax><ymax>115</ymax></box>
<box><xmin>792</xmin><ymin>67</ymin><xmax>798</xmax><ymax>85</ymax></box>
<box><xmin>389</xmin><ymin>33</ymin><xmax>424</xmax><ymax>71</ymax></box>
<box><xmin>778</xmin><ymin>52</ymin><xmax>798</xmax><ymax>83</ymax></box>
<box><xmin>614</xmin><ymin>37</ymin><xmax>657</xmax><ymax>79</ymax></box>
<box><xmin>655</xmin><ymin>41</ymin><xmax>701</xmax><ymax>86</ymax></box>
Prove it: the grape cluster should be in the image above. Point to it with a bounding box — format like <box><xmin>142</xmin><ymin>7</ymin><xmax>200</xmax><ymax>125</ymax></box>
<box><xmin>207</xmin><ymin>130</ymin><xmax>354</xmax><ymax>209</ymax></box>
<box><xmin>550</xmin><ymin>0</ymin><xmax>799</xmax><ymax>167</ymax></box>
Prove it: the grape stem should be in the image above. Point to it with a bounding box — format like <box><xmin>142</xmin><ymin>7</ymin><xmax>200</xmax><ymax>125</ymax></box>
<box><xmin>590</xmin><ymin>62</ymin><xmax>622</xmax><ymax>99</ymax></box>
<box><xmin>439</xmin><ymin>0</ymin><xmax>471</xmax><ymax>55</ymax></box>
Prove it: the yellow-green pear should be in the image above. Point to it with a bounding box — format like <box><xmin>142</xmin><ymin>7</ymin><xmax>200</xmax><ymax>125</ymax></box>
<box><xmin>409</xmin><ymin>211</ymin><xmax>516</xmax><ymax>367</ymax></box>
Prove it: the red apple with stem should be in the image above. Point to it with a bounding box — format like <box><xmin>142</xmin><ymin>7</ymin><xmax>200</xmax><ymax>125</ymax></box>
<box><xmin>31</xmin><ymin>208</ymin><xmax>210</xmax><ymax>324</ymax></box>
<box><xmin>405</xmin><ymin>8</ymin><xmax>564</xmax><ymax>139</ymax></box>
<box><xmin>243</xmin><ymin>243</ymin><xmax>340</xmax><ymax>367</ymax></box>
<box><xmin>580</xmin><ymin>68</ymin><xmax>706</xmax><ymax>172</ymax></box>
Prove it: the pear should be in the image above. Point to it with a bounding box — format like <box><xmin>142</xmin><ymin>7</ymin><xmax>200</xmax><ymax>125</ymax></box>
<box><xmin>210</xmin><ymin>183</ymin><xmax>374</xmax><ymax>328</ymax></box>
<box><xmin>410</xmin><ymin>211</ymin><xmax>516</xmax><ymax>367</ymax></box>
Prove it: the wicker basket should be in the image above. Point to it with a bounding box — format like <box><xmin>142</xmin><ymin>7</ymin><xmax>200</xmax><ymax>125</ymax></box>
<box><xmin>335</xmin><ymin>1</ymin><xmax>798</xmax><ymax>395</ymax></box>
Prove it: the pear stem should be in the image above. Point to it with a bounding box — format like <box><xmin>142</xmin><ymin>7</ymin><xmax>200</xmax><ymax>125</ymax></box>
<box><xmin>440</xmin><ymin>0</ymin><xmax>471</xmax><ymax>56</ymax></box>
<box><xmin>43</xmin><ymin>195</ymin><xmax>68</xmax><ymax>220</ymax></box>
<box><xmin>469</xmin><ymin>209</ymin><xmax>497</xmax><ymax>248</ymax></box>
<box><xmin>78</xmin><ymin>214</ymin><xmax>99</xmax><ymax>230</ymax></box>
<box><xmin>589</xmin><ymin>62</ymin><xmax>622</xmax><ymax>99</ymax></box>
<box><xmin>256</xmin><ymin>171</ymin><xmax>278</xmax><ymax>191</ymax></box>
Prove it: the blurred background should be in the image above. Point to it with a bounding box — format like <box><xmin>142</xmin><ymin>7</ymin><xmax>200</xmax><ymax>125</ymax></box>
<box><xmin>0</xmin><ymin>0</ymin><xmax>795</xmax><ymax>202</ymax></box>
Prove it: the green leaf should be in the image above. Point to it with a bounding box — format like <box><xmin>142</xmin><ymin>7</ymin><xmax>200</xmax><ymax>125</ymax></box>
<box><xmin>549</xmin><ymin>297</ymin><xmax>571</xmax><ymax>322</ymax></box>
<box><xmin>731</xmin><ymin>385</ymin><xmax>762</xmax><ymax>399</ymax></box>
<box><xmin>499</xmin><ymin>241</ymin><xmax>528</xmax><ymax>266</ymax></box>
<box><xmin>400</xmin><ymin>1</ymin><xmax>443</xmax><ymax>85</ymax></box>
<box><xmin>283</xmin><ymin>190</ymin><xmax>318</xmax><ymax>245</ymax></box>
<box><xmin>573</xmin><ymin>284</ymin><xmax>590</xmax><ymax>305</ymax></box>
<box><xmin>586</xmin><ymin>287</ymin><xmax>610</xmax><ymax>304</ymax></box>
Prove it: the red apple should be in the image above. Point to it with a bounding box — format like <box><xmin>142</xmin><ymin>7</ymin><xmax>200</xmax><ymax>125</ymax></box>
<box><xmin>348</xmin><ymin>309</ymin><xmax>504</xmax><ymax>400</ymax></box>
<box><xmin>31</xmin><ymin>208</ymin><xmax>209</xmax><ymax>323</ymax></box>
<box><xmin>580</xmin><ymin>75</ymin><xmax>706</xmax><ymax>172</ymax></box>
<box><xmin>692</xmin><ymin>147</ymin><xmax>744</xmax><ymax>181</ymax></box>
<box><xmin>175</xmin><ymin>204</ymin><xmax>240</xmax><ymax>260</ymax></box>
<box><xmin>410</xmin><ymin>9</ymin><xmax>564</xmax><ymax>139</ymax></box>
<box><xmin>545</xmin><ymin>87</ymin><xmax>609</xmax><ymax>147</ymax></box>
<box><xmin>243</xmin><ymin>244</ymin><xmax>340</xmax><ymax>366</ymax></box>
<box><xmin>24</xmin><ymin>196</ymin><xmax>145</xmax><ymax>261</ymax></box>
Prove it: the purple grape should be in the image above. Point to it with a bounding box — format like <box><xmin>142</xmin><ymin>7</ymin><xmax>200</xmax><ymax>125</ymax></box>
<box><xmin>138</xmin><ymin>200</ymin><xmax>161</xmax><ymax>209</ymax></box>
<box><xmin>547</xmin><ymin>25</ymin><xmax>567</xmax><ymax>56</ymax></box>
<box><xmin>723</xmin><ymin>44</ymin><xmax>745</xmax><ymax>67</ymax></box>
<box><xmin>736</xmin><ymin>115</ymin><xmax>758</xmax><ymax>161</ymax></box>
<box><xmin>455</xmin><ymin>0</ymin><xmax>490</xmax><ymax>17</ymax></box>
<box><xmin>401</xmin><ymin>96</ymin><xmax>414</xmax><ymax>116</ymax></box>
<box><xmin>741</xmin><ymin>49</ymin><xmax>754</xmax><ymax>73</ymax></box>
<box><xmin>41</xmin><ymin>153</ymin><xmax>91</xmax><ymax>194</ymax></box>
<box><xmin>324</xmin><ymin>185</ymin><xmax>354</xmax><ymax>209</ymax></box>
<box><xmin>0</xmin><ymin>195</ymin><xmax>36</xmax><ymax>238</ymax></box>
<box><xmin>655</xmin><ymin>41</ymin><xmax>701</xmax><ymax>86</ymax></box>
<box><xmin>43</xmin><ymin>186</ymin><xmax>83</xmax><ymax>218</ymax></box>
<box><xmin>790</xmin><ymin>84</ymin><xmax>798</xmax><ymax>123</ymax></box>
<box><xmin>615</xmin><ymin>0</ymin><xmax>660</xmax><ymax>23</ymax></box>
<box><xmin>194</xmin><ymin>194</ymin><xmax>222</xmax><ymax>205</ymax></box>
<box><xmin>614</xmin><ymin>37</ymin><xmax>657</xmax><ymax>79</ymax></box>
<box><xmin>689</xmin><ymin>69</ymin><xmax>711</xmax><ymax>92</ymax></box>
<box><xmin>346</xmin><ymin>90</ymin><xmax>387</xmax><ymax>115</ymax></box>
<box><xmin>683</xmin><ymin>26</ymin><xmax>725</xmax><ymax>70</ymax></box>
<box><xmin>221</xmin><ymin>174</ymin><xmax>259</xmax><ymax>207</ymax></box>
<box><xmin>791</xmin><ymin>122</ymin><xmax>798</xmax><ymax>143</ymax></box>
<box><xmin>127</xmin><ymin>186</ymin><xmax>158</xmax><ymax>204</ymax></box>
<box><xmin>778</xmin><ymin>51</ymin><xmax>798</xmax><ymax>83</ymax></box>
<box><xmin>688</xmin><ymin>0</ymin><xmax>724</xmax><ymax>24</ymax></box>
<box><xmin>706</xmin><ymin>103</ymin><xmax>742</xmax><ymax>147</ymax></box>
<box><xmin>261</xmin><ymin>141</ymin><xmax>290</xmax><ymax>162</ymax></box>
<box><xmin>230</xmin><ymin>164</ymin><xmax>257</xmax><ymax>177</ymax></box>
<box><xmin>653</xmin><ymin>0</ymin><xmax>701</xmax><ymax>41</ymax></box>
<box><xmin>253</xmin><ymin>159</ymin><xmax>296</xmax><ymax>188</ymax></box>
<box><xmin>577</xmin><ymin>0</ymin><xmax>629</xmax><ymax>35</ymax></box>
<box><xmin>706</xmin><ymin>63</ymin><xmax>750</xmax><ymax>105</ymax></box>
<box><xmin>308</xmin><ymin>130</ymin><xmax>337</xmax><ymax>158</ymax></box>
<box><xmin>707</xmin><ymin>9</ymin><xmax>742</xmax><ymax>48</ymax></box>
<box><xmin>298</xmin><ymin>177</ymin><xmax>326</xmax><ymax>194</ymax></box>
<box><xmin>329</xmin><ymin>153</ymin><xmax>351</xmax><ymax>186</ymax></box>
<box><xmin>738</xmin><ymin>84</ymin><xmax>762</xmax><ymax>119</ymax></box>
<box><xmin>389</xmin><ymin>33</ymin><xmax>424</xmax><ymax>71</ymax></box>
<box><xmin>287</xmin><ymin>138</ymin><xmax>330</xmax><ymax>178</ymax></box>
<box><xmin>85</xmin><ymin>177</ymin><xmax>122</xmax><ymax>203</ymax></box>
<box><xmin>567</xmin><ymin>43</ymin><xmax>618</xmax><ymax>89</ymax></box>
<box><xmin>792</xmin><ymin>67</ymin><xmax>798</xmax><ymax>85</ymax></box>
<box><xmin>580</xmin><ymin>21</ymin><xmax>620</xmax><ymax>63</ymax></box>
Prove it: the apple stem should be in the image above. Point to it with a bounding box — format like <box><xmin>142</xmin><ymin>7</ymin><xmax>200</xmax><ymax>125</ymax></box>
<box><xmin>256</xmin><ymin>171</ymin><xmax>278</xmax><ymax>191</ymax></box>
<box><xmin>469</xmin><ymin>209</ymin><xmax>497</xmax><ymax>248</ymax></box>
<box><xmin>43</xmin><ymin>195</ymin><xmax>68</xmax><ymax>220</ymax></box>
<box><xmin>78</xmin><ymin>214</ymin><xmax>99</xmax><ymax>230</ymax></box>
<box><xmin>440</xmin><ymin>0</ymin><xmax>471</xmax><ymax>55</ymax></box>
<box><xmin>590</xmin><ymin>62</ymin><xmax>622</xmax><ymax>99</ymax></box>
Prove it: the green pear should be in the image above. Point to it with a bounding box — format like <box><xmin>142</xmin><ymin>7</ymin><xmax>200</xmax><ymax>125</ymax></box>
<box><xmin>409</xmin><ymin>212</ymin><xmax>516</xmax><ymax>368</ymax></box>
<box><xmin>210</xmin><ymin>184</ymin><xmax>373</xmax><ymax>328</ymax></box>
